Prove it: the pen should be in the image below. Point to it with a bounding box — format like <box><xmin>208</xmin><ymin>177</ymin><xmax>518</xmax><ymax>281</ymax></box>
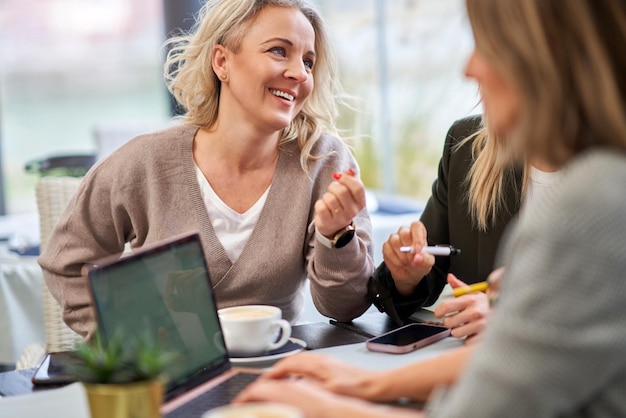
<box><xmin>399</xmin><ymin>245</ymin><xmax>461</xmax><ymax>256</ymax></box>
<box><xmin>449</xmin><ymin>281</ymin><xmax>489</xmax><ymax>297</ymax></box>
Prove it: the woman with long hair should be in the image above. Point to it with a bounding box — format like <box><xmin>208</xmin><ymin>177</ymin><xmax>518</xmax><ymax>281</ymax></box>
<box><xmin>372</xmin><ymin>100</ymin><xmax>560</xmax><ymax>341</ymax></box>
<box><xmin>39</xmin><ymin>0</ymin><xmax>374</xmax><ymax>338</ymax></box>
<box><xmin>237</xmin><ymin>0</ymin><xmax>626</xmax><ymax>415</ymax></box>
<box><xmin>369</xmin><ymin>118</ymin><xmax>527</xmax><ymax>339</ymax></box>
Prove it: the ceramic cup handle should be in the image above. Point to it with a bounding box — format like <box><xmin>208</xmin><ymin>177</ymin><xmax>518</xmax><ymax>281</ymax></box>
<box><xmin>267</xmin><ymin>319</ymin><xmax>292</xmax><ymax>351</ymax></box>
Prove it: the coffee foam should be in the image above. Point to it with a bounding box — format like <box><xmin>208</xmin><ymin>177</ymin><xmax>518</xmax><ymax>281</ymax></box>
<box><xmin>220</xmin><ymin>308</ymin><xmax>275</xmax><ymax>320</ymax></box>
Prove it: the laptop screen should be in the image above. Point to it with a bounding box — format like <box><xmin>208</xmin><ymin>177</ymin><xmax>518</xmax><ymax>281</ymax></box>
<box><xmin>88</xmin><ymin>233</ymin><xmax>228</xmax><ymax>392</ymax></box>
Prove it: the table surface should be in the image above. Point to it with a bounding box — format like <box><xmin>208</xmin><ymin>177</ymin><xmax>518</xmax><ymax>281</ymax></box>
<box><xmin>0</xmin><ymin>247</ymin><xmax>44</xmax><ymax>364</ymax></box>
<box><xmin>0</xmin><ymin>316</ymin><xmax>459</xmax><ymax>418</ymax></box>
<box><xmin>315</xmin><ymin>337</ymin><xmax>463</xmax><ymax>371</ymax></box>
<box><xmin>0</xmin><ymin>317</ymin><xmax>461</xmax><ymax>397</ymax></box>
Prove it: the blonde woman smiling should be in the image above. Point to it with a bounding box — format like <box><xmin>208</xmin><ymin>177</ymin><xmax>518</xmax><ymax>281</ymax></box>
<box><xmin>39</xmin><ymin>0</ymin><xmax>374</xmax><ymax>338</ymax></box>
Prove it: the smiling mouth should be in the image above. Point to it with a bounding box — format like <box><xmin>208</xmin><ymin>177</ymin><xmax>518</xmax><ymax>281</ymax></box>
<box><xmin>269</xmin><ymin>89</ymin><xmax>295</xmax><ymax>102</ymax></box>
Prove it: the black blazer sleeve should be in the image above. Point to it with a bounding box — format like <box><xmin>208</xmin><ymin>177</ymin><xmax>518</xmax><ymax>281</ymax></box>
<box><xmin>369</xmin><ymin>115</ymin><xmax>519</xmax><ymax>323</ymax></box>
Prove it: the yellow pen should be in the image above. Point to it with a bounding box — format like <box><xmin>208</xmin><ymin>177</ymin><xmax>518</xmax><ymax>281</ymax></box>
<box><xmin>450</xmin><ymin>281</ymin><xmax>489</xmax><ymax>297</ymax></box>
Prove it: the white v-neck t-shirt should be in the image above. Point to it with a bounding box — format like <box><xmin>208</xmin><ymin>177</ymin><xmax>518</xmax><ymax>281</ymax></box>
<box><xmin>195</xmin><ymin>165</ymin><xmax>270</xmax><ymax>263</ymax></box>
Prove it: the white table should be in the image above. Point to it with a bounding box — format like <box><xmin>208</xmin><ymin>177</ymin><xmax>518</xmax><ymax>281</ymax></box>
<box><xmin>0</xmin><ymin>249</ymin><xmax>44</xmax><ymax>364</ymax></box>
<box><xmin>0</xmin><ymin>214</ymin><xmax>43</xmax><ymax>364</ymax></box>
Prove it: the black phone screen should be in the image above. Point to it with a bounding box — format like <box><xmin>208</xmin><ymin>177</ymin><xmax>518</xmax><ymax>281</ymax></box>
<box><xmin>370</xmin><ymin>324</ymin><xmax>449</xmax><ymax>346</ymax></box>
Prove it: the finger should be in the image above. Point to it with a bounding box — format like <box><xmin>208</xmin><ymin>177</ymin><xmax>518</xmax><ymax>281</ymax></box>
<box><xmin>336</xmin><ymin>174</ymin><xmax>366</xmax><ymax>208</ymax></box>
<box><xmin>382</xmin><ymin>239</ymin><xmax>405</xmax><ymax>270</ymax></box>
<box><xmin>314</xmin><ymin>198</ymin><xmax>332</xmax><ymax>219</ymax></box>
<box><xmin>383</xmin><ymin>233</ymin><xmax>410</xmax><ymax>267</ymax></box>
<box><xmin>327</xmin><ymin>182</ymin><xmax>359</xmax><ymax>215</ymax></box>
<box><xmin>408</xmin><ymin>221</ymin><xmax>428</xmax><ymax>247</ymax></box>
<box><xmin>414</xmin><ymin>251</ymin><xmax>433</xmax><ymax>269</ymax></box>
<box><xmin>449</xmin><ymin>319</ymin><xmax>487</xmax><ymax>339</ymax></box>
<box><xmin>442</xmin><ymin>309</ymin><xmax>478</xmax><ymax>330</ymax></box>
<box><xmin>441</xmin><ymin>300</ymin><xmax>487</xmax><ymax>329</ymax></box>
<box><xmin>266</xmin><ymin>354</ymin><xmax>327</xmax><ymax>380</ymax></box>
<box><xmin>396</xmin><ymin>226</ymin><xmax>414</xmax><ymax>247</ymax></box>
<box><xmin>322</xmin><ymin>192</ymin><xmax>344</xmax><ymax>217</ymax></box>
<box><xmin>447</xmin><ymin>274</ymin><xmax>469</xmax><ymax>289</ymax></box>
<box><xmin>395</xmin><ymin>226</ymin><xmax>428</xmax><ymax>265</ymax></box>
<box><xmin>234</xmin><ymin>380</ymin><xmax>285</xmax><ymax>404</ymax></box>
<box><xmin>434</xmin><ymin>296</ymin><xmax>473</xmax><ymax>318</ymax></box>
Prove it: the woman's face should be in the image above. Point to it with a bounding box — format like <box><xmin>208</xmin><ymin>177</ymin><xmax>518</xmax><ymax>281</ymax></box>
<box><xmin>465</xmin><ymin>48</ymin><xmax>521</xmax><ymax>136</ymax></box>
<box><xmin>216</xmin><ymin>7</ymin><xmax>315</xmax><ymax>135</ymax></box>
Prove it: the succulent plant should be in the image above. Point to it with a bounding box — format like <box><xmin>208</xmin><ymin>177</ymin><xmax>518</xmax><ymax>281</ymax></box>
<box><xmin>71</xmin><ymin>332</ymin><xmax>175</xmax><ymax>384</ymax></box>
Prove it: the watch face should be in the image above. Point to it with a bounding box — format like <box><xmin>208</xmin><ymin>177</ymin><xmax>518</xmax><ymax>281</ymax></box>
<box><xmin>335</xmin><ymin>229</ymin><xmax>356</xmax><ymax>249</ymax></box>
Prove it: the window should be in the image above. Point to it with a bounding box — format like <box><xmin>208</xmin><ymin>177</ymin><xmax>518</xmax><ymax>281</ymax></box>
<box><xmin>0</xmin><ymin>0</ymin><xmax>478</xmax><ymax>214</ymax></box>
<box><xmin>0</xmin><ymin>0</ymin><xmax>168</xmax><ymax>213</ymax></box>
<box><xmin>316</xmin><ymin>0</ymin><xmax>479</xmax><ymax>199</ymax></box>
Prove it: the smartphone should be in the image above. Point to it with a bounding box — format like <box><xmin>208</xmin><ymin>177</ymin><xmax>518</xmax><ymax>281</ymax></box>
<box><xmin>366</xmin><ymin>323</ymin><xmax>451</xmax><ymax>354</ymax></box>
<box><xmin>32</xmin><ymin>352</ymin><xmax>80</xmax><ymax>386</ymax></box>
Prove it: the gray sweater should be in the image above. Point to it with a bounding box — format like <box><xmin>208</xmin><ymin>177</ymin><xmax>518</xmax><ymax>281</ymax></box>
<box><xmin>428</xmin><ymin>150</ymin><xmax>626</xmax><ymax>417</ymax></box>
<box><xmin>39</xmin><ymin>125</ymin><xmax>374</xmax><ymax>338</ymax></box>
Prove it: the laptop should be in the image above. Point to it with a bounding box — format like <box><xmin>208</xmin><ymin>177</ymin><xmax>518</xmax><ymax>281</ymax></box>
<box><xmin>86</xmin><ymin>232</ymin><xmax>260</xmax><ymax>418</ymax></box>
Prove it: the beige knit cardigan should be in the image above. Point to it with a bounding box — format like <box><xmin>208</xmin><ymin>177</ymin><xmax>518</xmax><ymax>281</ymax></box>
<box><xmin>39</xmin><ymin>125</ymin><xmax>374</xmax><ymax>338</ymax></box>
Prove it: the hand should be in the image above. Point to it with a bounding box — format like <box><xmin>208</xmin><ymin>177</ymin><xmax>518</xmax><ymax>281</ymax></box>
<box><xmin>314</xmin><ymin>168</ymin><xmax>366</xmax><ymax>238</ymax></box>
<box><xmin>263</xmin><ymin>352</ymin><xmax>384</xmax><ymax>401</ymax></box>
<box><xmin>434</xmin><ymin>274</ymin><xmax>490</xmax><ymax>343</ymax></box>
<box><xmin>235</xmin><ymin>378</ymin><xmax>414</xmax><ymax>418</ymax></box>
<box><xmin>235</xmin><ymin>379</ymin><xmax>349</xmax><ymax>418</ymax></box>
<box><xmin>382</xmin><ymin>222</ymin><xmax>435</xmax><ymax>296</ymax></box>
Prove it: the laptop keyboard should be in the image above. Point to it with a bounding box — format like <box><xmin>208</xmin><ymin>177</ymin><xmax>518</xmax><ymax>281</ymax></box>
<box><xmin>165</xmin><ymin>373</ymin><xmax>260</xmax><ymax>418</ymax></box>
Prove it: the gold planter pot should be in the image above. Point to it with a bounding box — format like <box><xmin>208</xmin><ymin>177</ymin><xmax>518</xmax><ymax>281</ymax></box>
<box><xmin>84</xmin><ymin>379</ymin><xmax>164</xmax><ymax>418</ymax></box>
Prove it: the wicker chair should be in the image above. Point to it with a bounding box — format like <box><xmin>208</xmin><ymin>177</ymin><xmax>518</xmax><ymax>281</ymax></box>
<box><xmin>16</xmin><ymin>177</ymin><xmax>83</xmax><ymax>369</ymax></box>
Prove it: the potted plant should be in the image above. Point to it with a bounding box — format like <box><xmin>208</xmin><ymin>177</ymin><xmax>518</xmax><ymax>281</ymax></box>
<box><xmin>71</xmin><ymin>332</ymin><xmax>173</xmax><ymax>418</ymax></box>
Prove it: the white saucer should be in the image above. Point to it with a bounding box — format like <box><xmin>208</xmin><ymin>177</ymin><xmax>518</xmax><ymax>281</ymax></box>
<box><xmin>229</xmin><ymin>338</ymin><xmax>307</xmax><ymax>365</ymax></box>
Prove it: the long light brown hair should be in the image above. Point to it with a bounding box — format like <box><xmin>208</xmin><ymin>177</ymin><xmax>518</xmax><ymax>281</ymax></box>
<box><xmin>464</xmin><ymin>0</ymin><xmax>626</xmax><ymax>230</ymax></box>
<box><xmin>461</xmin><ymin>126</ymin><xmax>524</xmax><ymax>231</ymax></box>
<box><xmin>164</xmin><ymin>0</ymin><xmax>342</xmax><ymax>172</ymax></box>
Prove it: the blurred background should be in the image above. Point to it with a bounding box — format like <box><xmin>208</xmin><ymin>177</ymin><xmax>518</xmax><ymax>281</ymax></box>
<box><xmin>0</xmin><ymin>0</ymin><xmax>482</xmax><ymax>367</ymax></box>
<box><xmin>0</xmin><ymin>0</ymin><xmax>479</xmax><ymax>215</ymax></box>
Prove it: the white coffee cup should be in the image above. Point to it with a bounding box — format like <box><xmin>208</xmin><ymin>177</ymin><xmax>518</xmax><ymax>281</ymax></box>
<box><xmin>202</xmin><ymin>403</ymin><xmax>303</xmax><ymax>418</ymax></box>
<box><xmin>218</xmin><ymin>305</ymin><xmax>292</xmax><ymax>356</ymax></box>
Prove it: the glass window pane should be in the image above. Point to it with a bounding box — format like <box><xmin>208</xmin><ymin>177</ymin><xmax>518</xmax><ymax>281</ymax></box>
<box><xmin>0</xmin><ymin>0</ymin><xmax>169</xmax><ymax>213</ymax></box>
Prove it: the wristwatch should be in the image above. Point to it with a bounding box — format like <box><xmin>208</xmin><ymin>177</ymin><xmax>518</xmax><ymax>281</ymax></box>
<box><xmin>316</xmin><ymin>221</ymin><xmax>356</xmax><ymax>249</ymax></box>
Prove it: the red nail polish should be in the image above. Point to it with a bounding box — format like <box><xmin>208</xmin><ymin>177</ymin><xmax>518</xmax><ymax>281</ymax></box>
<box><xmin>347</xmin><ymin>168</ymin><xmax>356</xmax><ymax>176</ymax></box>
<box><xmin>332</xmin><ymin>172</ymin><xmax>342</xmax><ymax>180</ymax></box>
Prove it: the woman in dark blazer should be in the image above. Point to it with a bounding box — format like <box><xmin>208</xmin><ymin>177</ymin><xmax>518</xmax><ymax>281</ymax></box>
<box><xmin>369</xmin><ymin>115</ymin><xmax>522</xmax><ymax>326</ymax></box>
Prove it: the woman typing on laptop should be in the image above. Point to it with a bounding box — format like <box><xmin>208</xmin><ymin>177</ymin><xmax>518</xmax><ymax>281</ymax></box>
<box><xmin>238</xmin><ymin>0</ymin><xmax>626</xmax><ymax>415</ymax></box>
<box><xmin>39</xmin><ymin>0</ymin><xmax>374</xmax><ymax>339</ymax></box>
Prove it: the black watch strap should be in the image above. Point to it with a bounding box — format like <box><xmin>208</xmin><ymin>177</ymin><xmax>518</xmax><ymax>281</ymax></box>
<box><xmin>334</xmin><ymin>226</ymin><xmax>355</xmax><ymax>248</ymax></box>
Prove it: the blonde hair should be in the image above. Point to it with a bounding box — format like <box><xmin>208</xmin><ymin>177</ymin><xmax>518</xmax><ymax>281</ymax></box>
<box><xmin>464</xmin><ymin>0</ymin><xmax>626</xmax><ymax>230</ymax></box>
<box><xmin>460</xmin><ymin>126</ymin><xmax>525</xmax><ymax>232</ymax></box>
<box><xmin>466</xmin><ymin>0</ymin><xmax>626</xmax><ymax>163</ymax></box>
<box><xmin>164</xmin><ymin>0</ymin><xmax>341</xmax><ymax>171</ymax></box>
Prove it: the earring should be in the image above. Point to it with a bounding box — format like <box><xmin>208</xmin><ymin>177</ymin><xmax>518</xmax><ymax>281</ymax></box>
<box><xmin>220</xmin><ymin>73</ymin><xmax>228</xmax><ymax>81</ymax></box>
